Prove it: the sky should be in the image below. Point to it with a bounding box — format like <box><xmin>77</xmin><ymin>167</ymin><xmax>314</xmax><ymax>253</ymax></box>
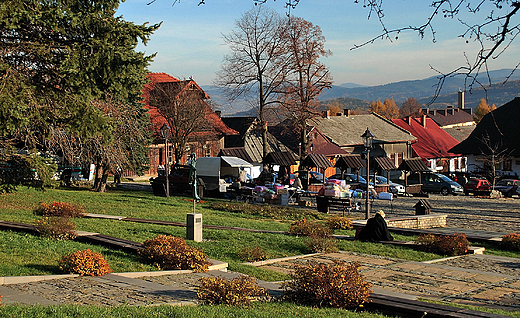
<box><xmin>116</xmin><ymin>0</ymin><xmax>519</xmax><ymax>87</ymax></box>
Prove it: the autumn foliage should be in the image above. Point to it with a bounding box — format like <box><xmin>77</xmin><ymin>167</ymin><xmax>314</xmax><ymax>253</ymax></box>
<box><xmin>59</xmin><ymin>249</ymin><xmax>112</xmax><ymax>276</ymax></box>
<box><xmin>417</xmin><ymin>233</ymin><xmax>469</xmax><ymax>256</ymax></box>
<box><xmin>139</xmin><ymin>235</ymin><xmax>210</xmax><ymax>272</ymax></box>
<box><xmin>501</xmin><ymin>233</ymin><xmax>520</xmax><ymax>251</ymax></box>
<box><xmin>35</xmin><ymin>216</ymin><xmax>77</xmax><ymax>240</ymax></box>
<box><xmin>197</xmin><ymin>275</ymin><xmax>268</xmax><ymax>306</ymax></box>
<box><xmin>325</xmin><ymin>216</ymin><xmax>353</xmax><ymax>230</ymax></box>
<box><xmin>283</xmin><ymin>260</ymin><xmax>372</xmax><ymax>309</ymax></box>
<box><xmin>35</xmin><ymin>201</ymin><xmax>86</xmax><ymax>218</ymax></box>
<box><xmin>288</xmin><ymin>218</ymin><xmax>331</xmax><ymax>238</ymax></box>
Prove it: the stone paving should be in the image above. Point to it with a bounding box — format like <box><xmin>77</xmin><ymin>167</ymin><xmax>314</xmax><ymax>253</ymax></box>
<box><xmin>256</xmin><ymin>252</ymin><xmax>520</xmax><ymax>311</ymax></box>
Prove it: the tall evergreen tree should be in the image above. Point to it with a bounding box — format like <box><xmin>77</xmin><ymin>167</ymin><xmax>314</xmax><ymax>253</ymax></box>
<box><xmin>0</xmin><ymin>0</ymin><xmax>159</xmax><ymax>191</ymax></box>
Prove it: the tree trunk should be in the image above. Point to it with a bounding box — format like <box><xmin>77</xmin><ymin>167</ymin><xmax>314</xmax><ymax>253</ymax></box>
<box><xmin>93</xmin><ymin>159</ymin><xmax>109</xmax><ymax>192</ymax></box>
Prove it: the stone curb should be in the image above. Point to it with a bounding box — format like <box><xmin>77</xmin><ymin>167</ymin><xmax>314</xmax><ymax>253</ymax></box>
<box><xmin>0</xmin><ymin>259</ymin><xmax>228</xmax><ymax>285</ymax></box>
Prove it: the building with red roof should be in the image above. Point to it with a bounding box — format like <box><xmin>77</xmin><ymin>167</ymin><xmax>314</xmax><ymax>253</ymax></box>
<box><xmin>142</xmin><ymin>72</ymin><xmax>238</xmax><ymax>176</ymax></box>
<box><xmin>392</xmin><ymin>115</ymin><xmax>466</xmax><ymax>173</ymax></box>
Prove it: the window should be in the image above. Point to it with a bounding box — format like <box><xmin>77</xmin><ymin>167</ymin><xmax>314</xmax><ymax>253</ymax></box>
<box><xmin>503</xmin><ymin>159</ymin><xmax>512</xmax><ymax>171</ymax></box>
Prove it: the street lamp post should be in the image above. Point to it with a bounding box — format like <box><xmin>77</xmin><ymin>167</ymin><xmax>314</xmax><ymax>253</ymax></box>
<box><xmin>160</xmin><ymin>123</ymin><xmax>171</xmax><ymax>198</ymax></box>
<box><xmin>361</xmin><ymin>128</ymin><xmax>374</xmax><ymax>220</ymax></box>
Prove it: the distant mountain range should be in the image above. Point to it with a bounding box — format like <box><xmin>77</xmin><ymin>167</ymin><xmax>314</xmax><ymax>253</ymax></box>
<box><xmin>203</xmin><ymin>69</ymin><xmax>520</xmax><ymax>116</ymax></box>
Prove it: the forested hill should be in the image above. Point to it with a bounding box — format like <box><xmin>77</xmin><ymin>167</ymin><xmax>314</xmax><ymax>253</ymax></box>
<box><xmin>205</xmin><ymin>69</ymin><xmax>520</xmax><ymax>115</ymax></box>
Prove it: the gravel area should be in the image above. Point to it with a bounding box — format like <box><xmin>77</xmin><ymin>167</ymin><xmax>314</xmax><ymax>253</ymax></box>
<box><xmin>436</xmin><ymin>254</ymin><xmax>520</xmax><ymax>277</ymax></box>
<box><xmin>328</xmin><ymin>193</ymin><xmax>520</xmax><ymax>234</ymax></box>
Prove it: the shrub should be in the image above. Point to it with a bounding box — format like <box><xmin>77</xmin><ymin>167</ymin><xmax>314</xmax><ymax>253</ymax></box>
<box><xmin>35</xmin><ymin>201</ymin><xmax>86</xmax><ymax>218</ymax></box>
<box><xmin>325</xmin><ymin>216</ymin><xmax>353</xmax><ymax>230</ymax></box>
<box><xmin>288</xmin><ymin>218</ymin><xmax>331</xmax><ymax>238</ymax></box>
<box><xmin>501</xmin><ymin>233</ymin><xmax>520</xmax><ymax>251</ymax></box>
<box><xmin>304</xmin><ymin>235</ymin><xmax>339</xmax><ymax>253</ymax></box>
<box><xmin>35</xmin><ymin>216</ymin><xmax>77</xmax><ymax>240</ymax></box>
<box><xmin>417</xmin><ymin>233</ymin><xmax>469</xmax><ymax>256</ymax></box>
<box><xmin>197</xmin><ymin>275</ymin><xmax>268</xmax><ymax>306</ymax></box>
<box><xmin>59</xmin><ymin>249</ymin><xmax>112</xmax><ymax>276</ymax></box>
<box><xmin>283</xmin><ymin>260</ymin><xmax>372</xmax><ymax>309</ymax></box>
<box><xmin>139</xmin><ymin>235</ymin><xmax>210</xmax><ymax>272</ymax></box>
<box><xmin>238</xmin><ymin>246</ymin><xmax>268</xmax><ymax>262</ymax></box>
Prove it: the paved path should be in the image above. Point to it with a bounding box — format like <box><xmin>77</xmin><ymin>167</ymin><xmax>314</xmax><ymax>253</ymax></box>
<box><xmin>1</xmin><ymin>252</ymin><xmax>519</xmax><ymax>312</ymax></box>
<box><xmin>254</xmin><ymin>252</ymin><xmax>520</xmax><ymax>311</ymax></box>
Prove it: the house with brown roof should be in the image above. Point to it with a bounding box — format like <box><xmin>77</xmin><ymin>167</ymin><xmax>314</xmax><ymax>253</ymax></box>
<box><xmin>392</xmin><ymin>115</ymin><xmax>465</xmax><ymax>174</ymax></box>
<box><xmin>266</xmin><ymin>111</ymin><xmax>415</xmax><ymax>180</ymax></box>
<box><xmin>306</xmin><ymin>112</ymin><xmax>416</xmax><ymax>170</ymax></box>
<box><xmin>142</xmin><ymin>72</ymin><xmax>238</xmax><ymax>176</ymax></box>
<box><xmin>450</xmin><ymin>97</ymin><xmax>520</xmax><ymax>178</ymax></box>
<box><xmin>423</xmin><ymin>91</ymin><xmax>476</xmax><ymax>142</ymax></box>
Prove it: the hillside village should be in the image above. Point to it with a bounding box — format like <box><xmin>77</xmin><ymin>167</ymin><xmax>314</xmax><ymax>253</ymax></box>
<box><xmin>137</xmin><ymin>71</ymin><xmax>520</xmax><ymax>194</ymax></box>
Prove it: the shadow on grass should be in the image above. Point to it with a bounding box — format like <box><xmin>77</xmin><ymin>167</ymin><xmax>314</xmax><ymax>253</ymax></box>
<box><xmin>22</xmin><ymin>264</ymin><xmax>61</xmax><ymax>275</ymax></box>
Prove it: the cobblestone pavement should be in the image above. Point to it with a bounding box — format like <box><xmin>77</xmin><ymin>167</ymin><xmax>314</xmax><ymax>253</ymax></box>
<box><xmin>331</xmin><ymin>194</ymin><xmax>520</xmax><ymax>234</ymax></box>
<box><xmin>257</xmin><ymin>252</ymin><xmax>520</xmax><ymax>311</ymax></box>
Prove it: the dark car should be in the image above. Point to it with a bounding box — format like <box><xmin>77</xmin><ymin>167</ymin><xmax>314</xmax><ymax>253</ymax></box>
<box><xmin>151</xmin><ymin>165</ymin><xmax>204</xmax><ymax>198</ymax></box>
<box><xmin>493</xmin><ymin>179</ymin><xmax>520</xmax><ymax>197</ymax></box>
<box><xmin>464</xmin><ymin>178</ymin><xmax>492</xmax><ymax>196</ymax></box>
<box><xmin>328</xmin><ymin>173</ymin><xmax>369</xmax><ymax>190</ymax></box>
<box><xmin>408</xmin><ymin>171</ymin><xmax>463</xmax><ymax>195</ymax></box>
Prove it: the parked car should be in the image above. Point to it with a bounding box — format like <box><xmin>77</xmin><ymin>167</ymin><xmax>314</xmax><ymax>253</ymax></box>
<box><xmin>408</xmin><ymin>172</ymin><xmax>463</xmax><ymax>195</ymax></box>
<box><xmin>328</xmin><ymin>173</ymin><xmax>369</xmax><ymax>190</ymax></box>
<box><xmin>150</xmin><ymin>164</ymin><xmax>205</xmax><ymax>198</ymax></box>
<box><xmin>464</xmin><ymin>178</ymin><xmax>492</xmax><ymax>196</ymax></box>
<box><xmin>493</xmin><ymin>179</ymin><xmax>520</xmax><ymax>197</ymax></box>
<box><xmin>369</xmin><ymin>175</ymin><xmax>405</xmax><ymax>196</ymax></box>
<box><xmin>290</xmin><ymin>171</ymin><xmax>326</xmax><ymax>188</ymax></box>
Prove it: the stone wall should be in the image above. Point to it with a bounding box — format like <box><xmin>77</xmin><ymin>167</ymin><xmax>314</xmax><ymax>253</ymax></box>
<box><xmin>353</xmin><ymin>213</ymin><xmax>447</xmax><ymax>230</ymax></box>
<box><xmin>386</xmin><ymin>214</ymin><xmax>447</xmax><ymax>229</ymax></box>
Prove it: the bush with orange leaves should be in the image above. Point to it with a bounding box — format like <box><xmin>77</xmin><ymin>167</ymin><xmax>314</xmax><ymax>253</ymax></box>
<box><xmin>139</xmin><ymin>235</ymin><xmax>210</xmax><ymax>272</ymax></box>
<box><xmin>283</xmin><ymin>260</ymin><xmax>372</xmax><ymax>309</ymax></box>
<box><xmin>35</xmin><ymin>201</ymin><xmax>86</xmax><ymax>218</ymax></box>
<box><xmin>197</xmin><ymin>275</ymin><xmax>268</xmax><ymax>306</ymax></box>
<box><xmin>502</xmin><ymin>233</ymin><xmax>520</xmax><ymax>251</ymax></box>
<box><xmin>417</xmin><ymin>233</ymin><xmax>469</xmax><ymax>256</ymax></box>
<box><xmin>58</xmin><ymin>249</ymin><xmax>112</xmax><ymax>276</ymax></box>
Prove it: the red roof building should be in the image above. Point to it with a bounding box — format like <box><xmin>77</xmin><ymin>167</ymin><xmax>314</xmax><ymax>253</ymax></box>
<box><xmin>392</xmin><ymin>115</ymin><xmax>466</xmax><ymax>173</ymax></box>
<box><xmin>141</xmin><ymin>72</ymin><xmax>238</xmax><ymax>175</ymax></box>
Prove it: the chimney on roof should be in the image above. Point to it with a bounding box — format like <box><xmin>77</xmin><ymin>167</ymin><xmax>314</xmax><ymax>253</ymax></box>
<box><xmin>421</xmin><ymin>115</ymin><xmax>427</xmax><ymax>128</ymax></box>
<box><xmin>344</xmin><ymin>109</ymin><xmax>351</xmax><ymax>117</ymax></box>
<box><xmin>215</xmin><ymin>110</ymin><xmax>221</xmax><ymax>118</ymax></box>
<box><xmin>458</xmin><ymin>90</ymin><xmax>465</xmax><ymax>109</ymax></box>
<box><xmin>323</xmin><ymin>110</ymin><xmax>330</xmax><ymax>118</ymax></box>
<box><xmin>406</xmin><ymin>116</ymin><xmax>412</xmax><ymax>126</ymax></box>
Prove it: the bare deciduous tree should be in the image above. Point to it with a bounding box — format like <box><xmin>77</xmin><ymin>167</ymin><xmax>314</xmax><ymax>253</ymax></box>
<box><xmin>279</xmin><ymin>16</ymin><xmax>333</xmax><ymax>160</ymax></box>
<box><xmin>148</xmin><ymin>82</ymin><xmax>212</xmax><ymax>164</ymax></box>
<box><xmin>352</xmin><ymin>1</ymin><xmax>520</xmax><ymax>98</ymax></box>
<box><xmin>217</xmin><ymin>6</ymin><xmax>288</xmax><ymax>160</ymax></box>
<box><xmin>399</xmin><ymin>97</ymin><xmax>424</xmax><ymax>118</ymax></box>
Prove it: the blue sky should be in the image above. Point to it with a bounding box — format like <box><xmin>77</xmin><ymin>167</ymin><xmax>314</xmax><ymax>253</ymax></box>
<box><xmin>117</xmin><ymin>0</ymin><xmax>519</xmax><ymax>87</ymax></box>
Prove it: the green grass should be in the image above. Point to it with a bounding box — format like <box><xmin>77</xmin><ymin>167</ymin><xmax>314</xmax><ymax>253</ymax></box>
<box><xmin>1</xmin><ymin>186</ymin><xmax>519</xmax><ymax>317</ymax></box>
<box><xmin>0</xmin><ymin>303</ymin><xmax>395</xmax><ymax>318</ymax></box>
<box><xmin>421</xmin><ymin>299</ymin><xmax>520</xmax><ymax>318</ymax></box>
<box><xmin>0</xmin><ymin>186</ymin><xmax>517</xmax><ymax>280</ymax></box>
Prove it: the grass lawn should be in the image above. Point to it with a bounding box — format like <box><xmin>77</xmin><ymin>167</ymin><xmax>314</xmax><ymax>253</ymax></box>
<box><xmin>0</xmin><ymin>303</ymin><xmax>394</xmax><ymax>318</ymax></box>
<box><xmin>1</xmin><ymin>186</ymin><xmax>519</xmax><ymax>317</ymax></box>
<box><xmin>0</xmin><ymin>186</ymin><xmax>450</xmax><ymax>279</ymax></box>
